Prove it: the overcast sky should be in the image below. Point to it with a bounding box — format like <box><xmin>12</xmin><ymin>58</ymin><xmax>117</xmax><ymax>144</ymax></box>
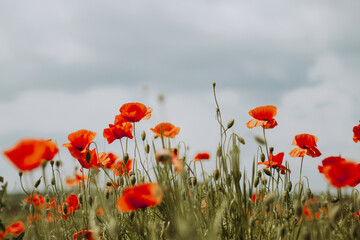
<box><xmin>1</xmin><ymin>0</ymin><xmax>360</xmax><ymax>192</ymax></box>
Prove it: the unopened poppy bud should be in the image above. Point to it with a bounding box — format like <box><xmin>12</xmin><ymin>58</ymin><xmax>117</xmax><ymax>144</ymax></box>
<box><xmin>285</xmin><ymin>182</ymin><xmax>292</xmax><ymax>192</ymax></box>
<box><xmin>145</xmin><ymin>144</ymin><xmax>150</xmax><ymax>154</ymax></box>
<box><xmin>237</xmin><ymin>136</ymin><xmax>245</xmax><ymax>145</ymax></box>
<box><xmin>0</xmin><ymin>176</ymin><xmax>3</xmax><ymax>183</ymax></box>
<box><xmin>330</xmin><ymin>205</ymin><xmax>342</xmax><ymax>222</ymax></box>
<box><xmin>216</xmin><ymin>146</ymin><xmax>222</xmax><ymax>157</ymax></box>
<box><xmin>269</xmin><ymin>147</ymin><xmax>274</xmax><ymax>153</ymax></box>
<box><xmin>306</xmin><ymin>188</ymin><xmax>312</xmax><ymax>199</ymax></box>
<box><xmin>130</xmin><ymin>175</ymin><xmax>136</xmax><ymax>185</ymax></box>
<box><xmin>261</xmin><ymin>177</ymin><xmax>267</xmax><ymax>185</ymax></box>
<box><xmin>123</xmin><ymin>153</ymin><xmax>129</xmax><ymax>163</ymax></box>
<box><xmin>85</xmin><ymin>151</ymin><xmax>91</xmax><ymax>164</ymax></box>
<box><xmin>213</xmin><ymin>82</ymin><xmax>216</xmax><ymax>87</ymax></box>
<box><xmin>50</xmin><ymin>161</ymin><xmax>55</xmax><ymax>167</ymax></box>
<box><xmin>34</xmin><ymin>178</ymin><xmax>41</xmax><ymax>188</ymax></box>
<box><xmin>51</xmin><ymin>177</ymin><xmax>56</xmax><ymax>185</ymax></box>
<box><xmin>294</xmin><ymin>202</ymin><xmax>302</xmax><ymax>218</ymax></box>
<box><xmin>45</xmin><ymin>194</ymin><xmax>50</xmax><ymax>203</ymax></box>
<box><xmin>254</xmin><ymin>135</ymin><xmax>266</xmax><ymax>145</ymax></box>
<box><xmin>226</xmin><ymin>174</ymin><xmax>232</xmax><ymax>187</ymax></box>
<box><xmin>62</xmin><ymin>204</ymin><xmax>68</xmax><ymax>215</ymax></box>
<box><xmin>301</xmin><ymin>196</ymin><xmax>306</xmax><ymax>205</ymax></box>
<box><xmin>19</xmin><ymin>172</ymin><xmax>23</xmax><ymax>177</ymax></box>
<box><xmin>141</xmin><ymin>131</ymin><xmax>146</xmax><ymax>141</ymax></box>
<box><xmin>192</xmin><ymin>177</ymin><xmax>197</xmax><ymax>186</ymax></box>
<box><xmin>263</xmin><ymin>168</ymin><xmax>271</xmax><ymax>176</ymax></box>
<box><xmin>106</xmin><ymin>181</ymin><xmax>113</xmax><ymax>187</ymax></box>
<box><xmin>78</xmin><ymin>194</ymin><xmax>83</xmax><ymax>205</ymax></box>
<box><xmin>254</xmin><ymin>177</ymin><xmax>260</xmax><ymax>188</ymax></box>
<box><xmin>213</xmin><ymin>169</ymin><xmax>220</xmax><ymax>181</ymax></box>
<box><xmin>89</xmin><ymin>196</ymin><xmax>93</xmax><ymax>207</ymax></box>
<box><xmin>105</xmin><ymin>189</ymin><xmax>110</xmax><ymax>199</ymax></box>
<box><xmin>260</xmin><ymin>153</ymin><xmax>265</xmax><ymax>162</ymax></box>
<box><xmin>55</xmin><ymin>161</ymin><xmax>61</xmax><ymax>168</ymax></box>
<box><xmin>117</xmin><ymin>177</ymin><xmax>124</xmax><ymax>187</ymax></box>
<box><xmin>257</xmin><ymin>170</ymin><xmax>262</xmax><ymax>178</ymax></box>
<box><xmin>227</xmin><ymin>119</ymin><xmax>235</xmax><ymax>129</ymax></box>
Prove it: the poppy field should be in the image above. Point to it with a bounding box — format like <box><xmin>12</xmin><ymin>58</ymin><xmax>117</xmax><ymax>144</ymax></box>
<box><xmin>2</xmin><ymin>83</ymin><xmax>360</xmax><ymax>240</ymax></box>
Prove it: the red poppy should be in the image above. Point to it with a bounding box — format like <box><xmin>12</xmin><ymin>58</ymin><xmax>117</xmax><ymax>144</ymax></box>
<box><xmin>194</xmin><ymin>152</ymin><xmax>211</xmax><ymax>161</ymax></box>
<box><xmin>155</xmin><ymin>149</ymin><xmax>183</xmax><ymax>173</ymax></box>
<box><xmin>65</xmin><ymin>172</ymin><xmax>87</xmax><ymax>186</ymax></box>
<box><xmin>353</xmin><ymin>121</ymin><xmax>360</xmax><ymax>143</ymax></box>
<box><xmin>113</xmin><ymin>159</ymin><xmax>133</xmax><ymax>176</ymax></box>
<box><xmin>73</xmin><ymin>230</ymin><xmax>102</xmax><ymax>240</ymax></box>
<box><xmin>66</xmin><ymin>194</ymin><xmax>80</xmax><ymax>213</ymax></box>
<box><xmin>258</xmin><ymin>152</ymin><xmax>290</xmax><ymax>174</ymax></box>
<box><xmin>4</xmin><ymin>138</ymin><xmax>58</xmax><ymax>171</ymax></box>
<box><xmin>5</xmin><ymin>221</ymin><xmax>25</xmax><ymax>235</ymax></box>
<box><xmin>252</xmin><ymin>193</ymin><xmax>260</xmax><ymax>203</ymax></box>
<box><xmin>151</xmin><ymin>122</ymin><xmax>180</xmax><ymax>139</ymax></box>
<box><xmin>103</xmin><ymin>123</ymin><xmax>133</xmax><ymax>144</ymax></box>
<box><xmin>246</xmin><ymin>105</ymin><xmax>278</xmax><ymax>129</ymax></box>
<box><xmin>318</xmin><ymin>156</ymin><xmax>360</xmax><ymax>188</ymax></box>
<box><xmin>117</xmin><ymin>183</ymin><xmax>164</xmax><ymax>212</ymax></box>
<box><xmin>118</xmin><ymin>102</ymin><xmax>152</xmax><ymax>122</ymax></box>
<box><xmin>63</xmin><ymin>129</ymin><xmax>96</xmax><ymax>160</ymax></box>
<box><xmin>24</xmin><ymin>194</ymin><xmax>46</xmax><ymax>209</ymax></box>
<box><xmin>289</xmin><ymin>134</ymin><xmax>321</xmax><ymax>158</ymax></box>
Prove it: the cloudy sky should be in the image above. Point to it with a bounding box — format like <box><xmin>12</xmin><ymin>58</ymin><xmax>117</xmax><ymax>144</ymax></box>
<box><xmin>1</xmin><ymin>0</ymin><xmax>359</xmax><ymax>192</ymax></box>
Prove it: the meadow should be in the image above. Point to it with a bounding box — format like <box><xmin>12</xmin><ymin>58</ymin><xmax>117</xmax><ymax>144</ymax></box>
<box><xmin>1</xmin><ymin>83</ymin><xmax>360</xmax><ymax>240</ymax></box>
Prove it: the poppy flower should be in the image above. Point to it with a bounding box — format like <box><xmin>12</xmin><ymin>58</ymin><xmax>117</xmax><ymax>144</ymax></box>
<box><xmin>318</xmin><ymin>156</ymin><xmax>360</xmax><ymax>188</ymax></box>
<box><xmin>100</xmin><ymin>152</ymin><xmax>119</xmax><ymax>168</ymax></box>
<box><xmin>4</xmin><ymin>138</ymin><xmax>59</xmax><ymax>171</ymax></box>
<box><xmin>246</xmin><ymin>105</ymin><xmax>278</xmax><ymax>129</ymax></box>
<box><xmin>73</xmin><ymin>230</ymin><xmax>102</xmax><ymax>240</ymax></box>
<box><xmin>76</xmin><ymin>148</ymin><xmax>100</xmax><ymax>169</ymax></box>
<box><xmin>113</xmin><ymin>159</ymin><xmax>133</xmax><ymax>176</ymax></box>
<box><xmin>118</xmin><ymin>102</ymin><xmax>152</xmax><ymax>123</ymax></box>
<box><xmin>65</xmin><ymin>172</ymin><xmax>87</xmax><ymax>186</ymax></box>
<box><xmin>66</xmin><ymin>194</ymin><xmax>80</xmax><ymax>213</ymax></box>
<box><xmin>353</xmin><ymin>121</ymin><xmax>360</xmax><ymax>143</ymax></box>
<box><xmin>117</xmin><ymin>183</ymin><xmax>163</xmax><ymax>212</ymax></box>
<box><xmin>24</xmin><ymin>194</ymin><xmax>46</xmax><ymax>209</ymax></box>
<box><xmin>252</xmin><ymin>193</ymin><xmax>260</xmax><ymax>203</ymax></box>
<box><xmin>151</xmin><ymin>122</ymin><xmax>180</xmax><ymax>139</ymax></box>
<box><xmin>258</xmin><ymin>152</ymin><xmax>290</xmax><ymax>174</ymax></box>
<box><xmin>5</xmin><ymin>221</ymin><xmax>25</xmax><ymax>235</ymax></box>
<box><xmin>289</xmin><ymin>134</ymin><xmax>321</xmax><ymax>158</ymax></box>
<box><xmin>63</xmin><ymin>129</ymin><xmax>96</xmax><ymax>160</ymax></box>
<box><xmin>103</xmin><ymin>123</ymin><xmax>133</xmax><ymax>144</ymax></box>
<box><xmin>155</xmin><ymin>149</ymin><xmax>183</xmax><ymax>173</ymax></box>
<box><xmin>194</xmin><ymin>152</ymin><xmax>210</xmax><ymax>161</ymax></box>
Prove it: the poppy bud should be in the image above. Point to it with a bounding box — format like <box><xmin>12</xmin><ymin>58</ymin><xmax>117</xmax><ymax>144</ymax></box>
<box><xmin>254</xmin><ymin>177</ymin><xmax>260</xmax><ymax>188</ymax></box>
<box><xmin>50</xmin><ymin>161</ymin><xmax>55</xmax><ymax>167</ymax></box>
<box><xmin>262</xmin><ymin>178</ymin><xmax>267</xmax><ymax>185</ymax></box>
<box><xmin>130</xmin><ymin>175</ymin><xmax>136</xmax><ymax>185</ymax></box>
<box><xmin>254</xmin><ymin>135</ymin><xmax>266</xmax><ymax>145</ymax></box>
<box><xmin>89</xmin><ymin>196</ymin><xmax>93</xmax><ymax>207</ymax></box>
<box><xmin>260</xmin><ymin>153</ymin><xmax>265</xmax><ymax>162</ymax></box>
<box><xmin>62</xmin><ymin>204</ymin><xmax>68</xmax><ymax>215</ymax></box>
<box><xmin>123</xmin><ymin>153</ymin><xmax>129</xmax><ymax>164</ymax></box>
<box><xmin>237</xmin><ymin>136</ymin><xmax>245</xmax><ymax>145</ymax></box>
<box><xmin>257</xmin><ymin>170</ymin><xmax>262</xmax><ymax>178</ymax></box>
<box><xmin>34</xmin><ymin>178</ymin><xmax>41</xmax><ymax>188</ymax></box>
<box><xmin>105</xmin><ymin>189</ymin><xmax>110</xmax><ymax>199</ymax></box>
<box><xmin>269</xmin><ymin>147</ymin><xmax>274</xmax><ymax>153</ymax></box>
<box><xmin>301</xmin><ymin>196</ymin><xmax>306</xmax><ymax>205</ymax></box>
<box><xmin>213</xmin><ymin>82</ymin><xmax>216</xmax><ymax>88</ymax></box>
<box><xmin>51</xmin><ymin>177</ymin><xmax>56</xmax><ymax>186</ymax></box>
<box><xmin>141</xmin><ymin>131</ymin><xmax>146</xmax><ymax>141</ymax></box>
<box><xmin>55</xmin><ymin>161</ymin><xmax>61</xmax><ymax>168</ymax></box>
<box><xmin>140</xmin><ymin>175</ymin><xmax>145</xmax><ymax>183</ymax></box>
<box><xmin>285</xmin><ymin>182</ymin><xmax>292</xmax><ymax>192</ymax></box>
<box><xmin>19</xmin><ymin>172</ymin><xmax>23</xmax><ymax>177</ymax></box>
<box><xmin>306</xmin><ymin>188</ymin><xmax>312</xmax><ymax>199</ymax></box>
<box><xmin>0</xmin><ymin>176</ymin><xmax>3</xmax><ymax>183</ymax></box>
<box><xmin>226</xmin><ymin>174</ymin><xmax>232</xmax><ymax>187</ymax></box>
<box><xmin>294</xmin><ymin>202</ymin><xmax>302</xmax><ymax>218</ymax></box>
<box><xmin>227</xmin><ymin>119</ymin><xmax>235</xmax><ymax>129</ymax></box>
<box><xmin>145</xmin><ymin>144</ymin><xmax>150</xmax><ymax>154</ymax></box>
<box><xmin>213</xmin><ymin>169</ymin><xmax>220</xmax><ymax>181</ymax></box>
<box><xmin>117</xmin><ymin>177</ymin><xmax>124</xmax><ymax>187</ymax></box>
<box><xmin>106</xmin><ymin>181</ymin><xmax>113</xmax><ymax>187</ymax></box>
<box><xmin>263</xmin><ymin>168</ymin><xmax>271</xmax><ymax>176</ymax></box>
<box><xmin>78</xmin><ymin>194</ymin><xmax>83</xmax><ymax>205</ymax></box>
<box><xmin>216</xmin><ymin>146</ymin><xmax>222</xmax><ymax>157</ymax></box>
<box><xmin>85</xmin><ymin>150</ymin><xmax>91</xmax><ymax>164</ymax></box>
<box><xmin>192</xmin><ymin>177</ymin><xmax>197</xmax><ymax>186</ymax></box>
<box><xmin>45</xmin><ymin>194</ymin><xmax>50</xmax><ymax>203</ymax></box>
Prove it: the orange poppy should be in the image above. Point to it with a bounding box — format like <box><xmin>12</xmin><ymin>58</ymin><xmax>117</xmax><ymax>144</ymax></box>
<box><xmin>113</xmin><ymin>159</ymin><xmax>133</xmax><ymax>176</ymax></box>
<box><xmin>156</xmin><ymin>149</ymin><xmax>183</xmax><ymax>173</ymax></box>
<box><xmin>289</xmin><ymin>134</ymin><xmax>321</xmax><ymax>158</ymax></box>
<box><xmin>5</xmin><ymin>221</ymin><xmax>25</xmax><ymax>235</ymax></box>
<box><xmin>100</xmin><ymin>152</ymin><xmax>119</xmax><ymax>168</ymax></box>
<box><xmin>24</xmin><ymin>194</ymin><xmax>46</xmax><ymax>209</ymax></box>
<box><xmin>63</xmin><ymin>129</ymin><xmax>96</xmax><ymax>160</ymax></box>
<box><xmin>318</xmin><ymin>156</ymin><xmax>360</xmax><ymax>188</ymax></box>
<box><xmin>246</xmin><ymin>105</ymin><xmax>278</xmax><ymax>129</ymax></box>
<box><xmin>117</xmin><ymin>183</ymin><xmax>164</xmax><ymax>212</ymax></box>
<box><xmin>151</xmin><ymin>122</ymin><xmax>180</xmax><ymax>139</ymax></box>
<box><xmin>353</xmin><ymin>121</ymin><xmax>360</xmax><ymax>143</ymax></box>
<box><xmin>65</xmin><ymin>172</ymin><xmax>87</xmax><ymax>186</ymax></box>
<box><xmin>4</xmin><ymin>138</ymin><xmax>58</xmax><ymax>171</ymax></box>
<box><xmin>73</xmin><ymin>230</ymin><xmax>102</xmax><ymax>240</ymax></box>
<box><xmin>96</xmin><ymin>207</ymin><xmax>104</xmax><ymax>216</ymax></box>
<box><xmin>103</xmin><ymin>123</ymin><xmax>133</xmax><ymax>144</ymax></box>
<box><xmin>258</xmin><ymin>152</ymin><xmax>290</xmax><ymax>174</ymax></box>
<box><xmin>118</xmin><ymin>102</ymin><xmax>152</xmax><ymax>123</ymax></box>
<box><xmin>194</xmin><ymin>152</ymin><xmax>210</xmax><ymax>161</ymax></box>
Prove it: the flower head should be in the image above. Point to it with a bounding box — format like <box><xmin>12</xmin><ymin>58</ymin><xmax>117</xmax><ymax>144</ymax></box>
<box><xmin>103</xmin><ymin>123</ymin><xmax>133</xmax><ymax>144</ymax></box>
<box><xmin>4</xmin><ymin>138</ymin><xmax>58</xmax><ymax>171</ymax></box>
<box><xmin>63</xmin><ymin>129</ymin><xmax>96</xmax><ymax>160</ymax></box>
<box><xmin>151</xmin><ymin>122</ymin><xmax>180</xmax><ymax>139</ymax></box>
<box><xmin>73</xmin><ymin>230</ymin><xmax>102</xmax><ymax>240</ymax></box>
<box><xmin>289</xmin><ymin>134</ymin><xmax>321</xmax><ymax>158</ymax></box>
<box><xmin>24</xmin><ymin>194</ymin><xmax>46</xmax><ymax>209</ymax></box>
<box><xmin>246</xmin><ymin>105</ymin><xmax>278</xmax><ymax>129</ymax></box>
<box><xmin>194</xmin><ymin>152</ymin><xmax>211</xmax><ymax>161</ymax></box>
<box><xmin>113</xmin><ymin>159</ymin><xmax>133</xmax><ymax>177</ymax></box>
<box><xmin>117</xmin><ymin>183</ymin><xmax>164</xmax><ymax>212</ymax></box>
<box><xmin>258</xmin><ymin>152</ymin><xmax>290</xmax><ymax>174</ymax></box>
<box><xmin>353</xmin><ymin>121</ymin><xmax>360</xmax><ymax>143</ymax></box>
<box><xmin>5</xmin><ymin>221</ymin><xmax>25</xmax><ymax>235</ymax></box>
<box><xmin>118</xmin><ymin>102</ymin><xmax>152</xmax><ymax>122</ymax></box>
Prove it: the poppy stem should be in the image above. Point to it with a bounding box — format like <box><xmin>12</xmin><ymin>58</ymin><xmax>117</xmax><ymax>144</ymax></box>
<box><xmin>299</xmin><ymin>156</ymin><xmax>304</xmax><ymax>185</ymax></box>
